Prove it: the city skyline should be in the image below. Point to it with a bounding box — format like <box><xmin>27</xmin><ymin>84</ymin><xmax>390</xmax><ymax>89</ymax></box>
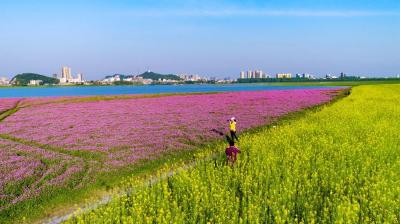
<box><xmin>1</xmin><ymin>0</ymin><xmax>399</xmax><ymax>79</ymax></box>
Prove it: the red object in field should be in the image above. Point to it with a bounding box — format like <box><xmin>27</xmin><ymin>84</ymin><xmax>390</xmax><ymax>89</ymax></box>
<box><xmin>225</xmin><ymin>146</ymin><xmax>241</xmax><ymax>163</ymax></box>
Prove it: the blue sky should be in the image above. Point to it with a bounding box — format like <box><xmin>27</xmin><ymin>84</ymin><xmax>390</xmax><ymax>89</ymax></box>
<box><xmin>1</xmin><ymin>0</ymin><xmax>399</xmax><ymax>79</ymax></box>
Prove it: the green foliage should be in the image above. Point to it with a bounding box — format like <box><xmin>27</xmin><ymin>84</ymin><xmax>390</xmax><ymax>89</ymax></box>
<box><xmin>138</xmin><ymin>71</ymin><xmax>181</xmax><ymax>81</ymax></box>
<box><xmin>11</xmin><ymin>73</ymin><xmax>59</xmax><ymax>86</ymax></box>
<box><xmin>66</xmin><ymin>84</ymin><xmax>400</xmax><ymax>223</ymax></box>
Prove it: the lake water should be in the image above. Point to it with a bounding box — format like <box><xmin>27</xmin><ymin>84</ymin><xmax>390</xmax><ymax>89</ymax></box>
<box><xmin>0</xmin><ymin>84</ymin><xmax>339</xmax><ymax>98</ymax></box>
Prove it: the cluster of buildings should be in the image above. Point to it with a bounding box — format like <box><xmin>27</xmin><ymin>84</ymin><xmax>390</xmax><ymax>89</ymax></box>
<box><xmin>180</xmin><ymin>74</ymin><xmax>235</xmax><ymax>83</ymax></box>
<box><xmin>58</xmin><ymin>66</ymin><xmax>84</xmax><ymax>84</ymax></box>
<box><xmin>240</xmin><ymin>70</ymin><xmax>269</xmax><ymax>79</ymax></box>
<box><xmin>29</xmin><ymin>80</ymin><xmax>43</xmax><ymax>85</ymax></box>
<box><xmin>0</xmin><ymin>77</ymin><xmax>10</xmax><ymax>86</ymax></box>
<box><xmin>101</xmin><ymin>72</ymin><xmax>210</xmax><ymax>85</ymax></box>
<box><xmin>240</xmin><ymin>70</ymin><xmax>318</xmax><ymax>79</ymax></box>
<box><xmin>101</xmin><ymin>74</ymin><xmax>153</xmax><ymax>85</ymax></box>
<box><xmin>296</xmin><ymin>73</ymin><xmax>315</xmax><ymax>79</ymax></box>
<box><xmin>155</xmin><ymin>78</ymin><xmax>180</xmax><ymax>83</ymax></box>
<box><xmin>178</xmin><ymin>74</ymin><xmax>206</xmax><ymax>82</ymax></box>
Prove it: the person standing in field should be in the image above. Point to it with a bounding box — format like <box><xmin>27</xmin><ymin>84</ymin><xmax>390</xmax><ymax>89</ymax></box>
<box><xmin>225</xmin><ymin>140</ymin><xmax>241</xmax><ymax>165</ymax></box>
<box><xmin>228</xmin><ymin>117</ymin><xmax>239</xmax><ymax>142</ymax></box>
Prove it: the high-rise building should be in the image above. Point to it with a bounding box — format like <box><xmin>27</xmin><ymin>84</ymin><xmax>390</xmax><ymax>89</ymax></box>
<box><xmin>62</xmin><ymin>66</ymin><xmax>72</xmax><ymax>80</ymax></box>
<box><xmin>240</xmin><ymin>71</ymin><xmax>245</xmax><ymax>79</ymax></box>
<box><xmin>247</xmin><ymin>70</ymin><xmax>253</xmax><ymax>79</ymax></box>
<box><xmin>255</xmin><ymin>70</ymin><xmax>263</xmax><ymax>78</ymax></box>
<box><xmin>77</xmin><ymin>73</ymin><xmax>83</xmax><ymax>82</ymax></box>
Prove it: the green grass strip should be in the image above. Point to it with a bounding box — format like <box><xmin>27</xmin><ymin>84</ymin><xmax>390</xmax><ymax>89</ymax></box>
<box><xmin>0</xmin><ymin>134</ymin><xmax>105</xmax><ymax>161</ymax></box>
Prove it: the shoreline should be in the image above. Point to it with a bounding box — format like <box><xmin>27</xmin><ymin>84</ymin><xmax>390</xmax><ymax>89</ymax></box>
<box><xmin>0</xmin><ymin>78</ymin><xmax>399</xmax><ymax>89</ymax></box>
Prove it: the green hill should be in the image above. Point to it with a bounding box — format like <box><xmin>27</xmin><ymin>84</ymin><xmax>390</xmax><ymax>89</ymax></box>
<box><xmin>11</xmin><ymin>73</ymin><xmax>59</xmax><ymax>86</ymax></box>
<box><xmin>138</xmin><ymin>71</ymin><xmax>181</xmax><ymax>81</ymax></box>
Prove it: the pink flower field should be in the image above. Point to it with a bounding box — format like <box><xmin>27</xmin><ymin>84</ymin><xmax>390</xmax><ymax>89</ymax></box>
<box><xmin>0</xmin><ymin>98</ymin><xmax>21</xmax><ymax>113</ymax></box>
<box><xmin>0</xmin><ymin>89</ymin><xmax>342</xmax><ymax>209</ymax></box>
<box><xmin>0</xmin><ymin>138</ymin><xmax>85</xmax><ymax>210</ymax></box>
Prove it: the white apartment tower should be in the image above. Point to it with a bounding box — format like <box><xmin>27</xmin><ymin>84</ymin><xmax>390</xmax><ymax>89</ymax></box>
<box><xmin>247</xmin><ymin>70</ymin><xmax>253</xmax><ymax>79</ymax></box>
<box><xmin>240</xmin><ymin>71</ymin><xmax>245</xmax><ymax>79</ymax></box>
<box><xmin>77</xmin><ymin>73</ymin><xmax>83</xmax><ymax>82</ymax></box>
<box><xmin>255</xmin><ymin>70</ymin><xmax>263</xmax><ymax>78</ymax></box>
<box><xmin>62</xmin><ymin>66</ymin><xmax>72</xmax><ymax>80</ymax></box>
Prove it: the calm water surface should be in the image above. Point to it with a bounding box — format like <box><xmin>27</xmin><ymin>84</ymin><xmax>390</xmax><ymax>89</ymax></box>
<box><xmin>0</xmin><ymin>84</ymin><xmax>340</xmax><ymax>98</ymax></box>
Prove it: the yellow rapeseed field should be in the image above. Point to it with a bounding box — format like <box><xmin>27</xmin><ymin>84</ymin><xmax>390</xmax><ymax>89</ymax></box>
<box><xmin>66</xmin><ymin>84</ymin><xmax>400</xmax><ymax>223</ymax></box>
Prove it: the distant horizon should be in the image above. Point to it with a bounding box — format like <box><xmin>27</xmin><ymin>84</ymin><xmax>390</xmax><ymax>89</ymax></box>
<box><xmin>1</xmin><ymin>69</ymin><xmax>400</xmax><ymax>81</ymax></box>
<box><xmin>1</xmin><ymin>0</ymin><xmax>399</xmax><ymax>79</ymax></box>
<box><xmin>0</xmin><ymin>69</ymin><xmax>400</xmax><ymax>81</ymax></box>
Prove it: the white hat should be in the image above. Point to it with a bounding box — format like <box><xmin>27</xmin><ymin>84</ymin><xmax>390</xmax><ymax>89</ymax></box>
<box><xmin>231</xmin><ymin>117</ymin><xmax>235</xmax><ymax>121</ymax></box>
